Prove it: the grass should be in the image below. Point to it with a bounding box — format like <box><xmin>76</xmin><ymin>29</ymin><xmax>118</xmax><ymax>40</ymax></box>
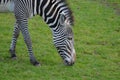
<box><xmin>0</xmin><ymin>0</ymin><xmax>120</xmax><ymax>80</ymax></box>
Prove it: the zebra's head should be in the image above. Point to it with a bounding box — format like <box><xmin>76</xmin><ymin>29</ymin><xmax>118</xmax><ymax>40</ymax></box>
<box><xmin>54</xmin><ymin>13</ymin><xmax>76</xmax><ymax>66</ymax></box>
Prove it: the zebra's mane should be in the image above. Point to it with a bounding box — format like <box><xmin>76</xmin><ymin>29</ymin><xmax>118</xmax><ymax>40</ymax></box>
<box><xmin>61</xmin><ymin>0</ymin><xmax>74</xmax><ymax>26</ymax></box>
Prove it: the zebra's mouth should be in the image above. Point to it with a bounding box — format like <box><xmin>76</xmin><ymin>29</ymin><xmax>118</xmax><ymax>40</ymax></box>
<box><xmin>64</xmin><ymin>58</ymin><xmax>75</xmax><ymax>66</ymax></box>
<box><xmin>64</xmin><ymin>49</ymin><xmax>76</xmax><ymax>66</ymax></box>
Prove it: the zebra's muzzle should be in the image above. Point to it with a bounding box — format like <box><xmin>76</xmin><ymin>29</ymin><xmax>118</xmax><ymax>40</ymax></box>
<box><xmin>64</xmin><ymin>58</ymin><xmax>75</xmax><ymax>66</ymax></box>
<box><xmin>64</xmin><ymin>51</ymin><xmax>76</xmax><ymax>66</ymax></box>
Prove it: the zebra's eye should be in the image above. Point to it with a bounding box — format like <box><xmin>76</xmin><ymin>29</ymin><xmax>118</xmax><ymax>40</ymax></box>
<box><xmin>67</xmin><ymin>37</ymin><xmax>72</xmax><ymax>40</ymax></box>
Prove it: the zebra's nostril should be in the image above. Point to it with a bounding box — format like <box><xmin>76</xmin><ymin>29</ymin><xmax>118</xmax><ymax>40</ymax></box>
<box><xmin>64</xmin><ymin>60</ymin><xmax>74</xmax><ymax>66</ymax></box>
<box><xmin>65</xmin><ymin>60</ymin><xmax>69</xmax><ymax>64</ymax></box>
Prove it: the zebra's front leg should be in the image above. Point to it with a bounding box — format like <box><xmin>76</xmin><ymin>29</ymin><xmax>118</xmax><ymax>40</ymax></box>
<box><xmin>18</xmin><ymin>19</ymin><xmax>40</xmax><ymax>66</ymax></box>
<box><xmin>9</xmin><ymin>23</ymin><xmax>20</xmax><ymax>59</ymax></box>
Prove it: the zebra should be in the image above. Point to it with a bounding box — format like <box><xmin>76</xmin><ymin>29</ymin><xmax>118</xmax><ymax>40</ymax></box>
<box><xmin>0</xmin><ymin>0</ymin><xmax>76</xmax><ymax>66</ymax></box>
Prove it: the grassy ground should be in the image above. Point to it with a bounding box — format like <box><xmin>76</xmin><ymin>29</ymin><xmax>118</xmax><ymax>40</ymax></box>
<box><xmin>0</xmin><ymin>0</ymin><xmax>120</xmax><ymax>80</ymax></box>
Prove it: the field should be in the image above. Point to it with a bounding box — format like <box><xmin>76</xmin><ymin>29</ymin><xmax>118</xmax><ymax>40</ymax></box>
<box><xmin>0</xmin><ymin>0</ymin><xmax>120</xmax><ymax>80</ymax></box>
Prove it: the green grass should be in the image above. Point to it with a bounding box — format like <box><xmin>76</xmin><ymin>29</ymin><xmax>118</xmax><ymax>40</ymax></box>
<box><xmin>0</xmin><ymin>0</ymin><xmax>120</xmax><ymax>80</ymax></box>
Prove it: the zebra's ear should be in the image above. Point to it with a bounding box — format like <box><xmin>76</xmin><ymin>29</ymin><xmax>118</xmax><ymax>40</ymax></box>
<box><xmin>59</xmin><ymin>13</ymin><xmax>66</xmax><ymax>25</ymax></box>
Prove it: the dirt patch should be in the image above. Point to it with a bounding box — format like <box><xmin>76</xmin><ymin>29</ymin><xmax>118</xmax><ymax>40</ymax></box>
<box><xmin>100</xmin><ymin>0</ymin><xmax>120</xmax><ymax>15</ymax></box>
<box><xmin>114</xmin><ymin>8</ymin><xmax>120</xmax><ymax>15</ymax></box>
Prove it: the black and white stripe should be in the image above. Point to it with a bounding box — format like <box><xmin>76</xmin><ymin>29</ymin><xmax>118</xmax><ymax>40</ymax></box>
<box><xmin>0</xmin><ymin>0</ymin><xmax>75</xmax><ymax>66</ymax></box>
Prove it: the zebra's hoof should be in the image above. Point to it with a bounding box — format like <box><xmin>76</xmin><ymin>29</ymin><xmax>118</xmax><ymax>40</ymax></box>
<box><xmin>33</xmin><ymin>62</ymin><xmax>40</xmax><ymax>66</ymax></box>
<box><xmin>11</xmin><ymin>54</ymin><xmax>17</xmax><ymax>60</ymax></box>
<box><xmin>31</xmin><ymin>61</ymin><xmax>40</xmax><ymax>66</ymax></box>
<box><xmin>11</xmin><ymin>56</ymin><xmax>17</xmax><ymax>60</ymax></box>
<box><xmin>9</xmin><ymin>49</ymin><xmax>17</xmax><ymax>60</ymax></box>
<box><xmin>34</xmin><ymin>63</ymin><xmax>40</xmax><ymax>66</ymax></box>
